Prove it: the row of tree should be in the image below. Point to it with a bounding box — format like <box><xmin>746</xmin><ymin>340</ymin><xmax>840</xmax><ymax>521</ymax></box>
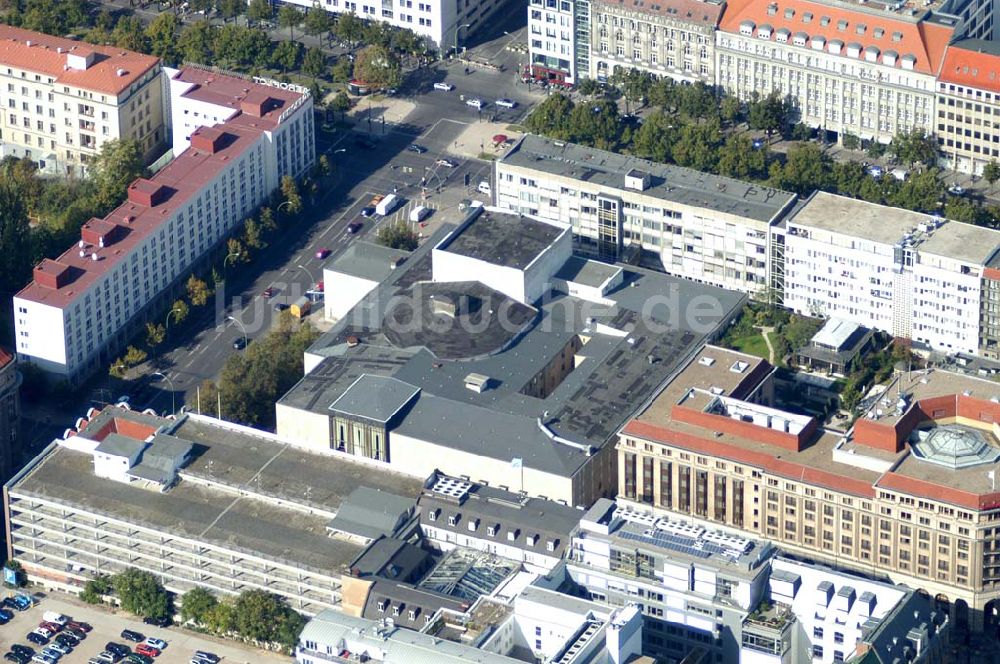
<box><xmin>526</xmin><ymin>83</ymin><xmax>1000</xmax><ymax>226</ymax></box>
<box><xmin>180</xmin><ymin>586</ymin><xmax>305</xmax><ymax>652</ymax></box>
<box><xmin>81</xmin><ymin>568</ymin><xmax>171</xmax><ymax>619</ymax></box>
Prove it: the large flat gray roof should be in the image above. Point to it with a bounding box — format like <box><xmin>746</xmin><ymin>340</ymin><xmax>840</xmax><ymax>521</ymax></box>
<box><xmin>329</xmin><ymin>375</ymin><xmax>421</xmax><ymax>424</ymax></box>
<box><xmin>500</xmin><ymin>134</ymin><xmax>795</xmax><ymax>223</ymax></box>
<box><xmin>324</xmin><ymin>241</ymin><xmax>411</xmax><ymax>282</ymax></box>
<box><xmin>436</xmin><ymin>208</ymin><xmax>565</xmax><ymax>270</ymax></box>
<box><xmin>789</xmin><ymin>192</ymin><xmax>1000</xmax><ymax>265</ymax></box>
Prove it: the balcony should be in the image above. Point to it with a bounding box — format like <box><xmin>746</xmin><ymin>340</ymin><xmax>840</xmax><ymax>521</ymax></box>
<box><xmin>79</xmin><ymin>120</ymin><xmax>95</xmax><ymax>132</ymax></box>
<box><xmin>742</xmin><ymin>601</ymin><xmax>793</xmax><ymax>656</ymax></box>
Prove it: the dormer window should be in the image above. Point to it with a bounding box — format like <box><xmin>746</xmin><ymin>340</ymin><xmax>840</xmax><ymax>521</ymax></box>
<box><xmin>428</xmin><ymin>508</ymin><xmax>439</xmax><ymax>522</ymax></box>
<box><xmin>468</xmin><ymin>518</ymin><xmax>480</xmax><ymax>532</ymax></box>
<box><xmin>507</xmin><ymin>528</ymin><xmax>520</xmax><ymax>542</ymax></box>
<box><xmin>408</xmin><ymin>608</ymin><xmax>418</xmax><ymax>620</ymax></box>
<box><xmin>377</xmin><ymin>600</ymin><xmax>387</xmax><ymax>612</ymax></box>
<box><xmin>392</xmin><ymin>604</ymin><xmax>403</xmax><ymax>617</ymax></box>
<box><xmin>547</xmin><ymin>539</ymin><xmax>558</xmax><ymax>552</ymax></box>
<box><xmin>526</xmin><ymin>534</ymin><xmax>539</xmax><ymax>547</ymax></box>
<box><xmin>487</xmin><ymin>524</ymin><xmax>498</xmax><ymax>537</ymax></box>
<box><xmin>448</xmin><ymin>513</ymin><xmax>459</xmax><ymax>526</ymax></box>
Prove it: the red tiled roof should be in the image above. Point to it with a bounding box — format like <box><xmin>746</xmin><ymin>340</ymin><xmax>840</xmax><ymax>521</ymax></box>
<box><xmin>0</xmin><ymin>347</ymin><xmax>12</xmax><ymax>368</ymax></box>
<box><xmin>938</xmin><ymin>40</ymin><xmax>1000</xmax><ymax>90</ymax></box>
<box><xmin>0</xmin><ymin>25</ymin><xmax>159</xmax><ymax>95</ymax></box>
<box><xmin>593</xmin><ymin>0</ymin><xmax>724</xmax><ymax>26</ymax></box>
<box><xmin>16</xmin><ymin>122</ymin><xmax>261</xmax><ymax>309</ymax></box>
<box><xmin>622</xmin><ymin>420</ymin><xmax>877</xmax><ymax>497</ymax></box>
<box><xmin>717</xmin><ymin>0</ymin><xmax>953</xmax><ymax>75</ymax></box>
<box><xmin>875</xmin><ymin>472</ymin><xmax>1000</xmax><ymax>511</ymax></box>
<box><xmin>172</xmin><ymin>66</ymin><xmax>305</xmax><ymax>132</ymax></box>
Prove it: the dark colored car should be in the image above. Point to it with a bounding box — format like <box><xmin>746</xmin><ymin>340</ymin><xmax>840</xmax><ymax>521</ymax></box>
<box><xmin>3</xmin><ymin>652</ymin><xmax>27</xmax><ymax>664</ymax></box>
<box><xmin>407</xmin><ymin>144</ymin><xmax>427</xmax><ymax>153</ymax></box>
<box><xmin>141</xmin><ymin>616</ymin><xmax>170</xmax><ymax>628</ymax></box>
<box><xmin>9</xmin><ymin>647</ymin><xmax>31</xmax><ymax>658</ymax></box>
<box><xmin>25</xmin><ymin>633</ymin><xmax>47</xmax><ymax>646</ymax></box>
<box><xmin>361</xmin><ymin>206</ymin><xmax>375</xmax><ymax>218</ymax></box>
<box><xmin>354</xmin><ymin>136</ymin><xmax>378</xmax><ymax>150</ymax></box>
<box><xmin>53</xmin><ymin>634</ymin><xmax>77</xmax><ymax>648</ymax></box>
<box><xmin>347</xmin><ymin>221</ymin><xmax>363</xmax><ymax>234</ymax></box>
<box><xmin>105</xmin><ymin>642</ymin><xmax>130</xmax><ymax>656</ymax></box>
<box><xmin>273</xmin><ymin>302</ymin><xmax>288</xmax><ymax>312</ymax></box>
<box><xmin>63</xmin><ymin>627</ymin><xmax>86</xmax><ymax>640</ymax></box>
<box><xmin>1</xmin><ymin>598</ymin><xmax>16</xmax><ymax>610</ymax></box>
<box><xmin>120</xmin><ymin>630</ymin><xmax>143</xmax><ymax>643</ymax></box>
<box><xmin>232</xmin><ymin>337</ymin><xmax>247</xmax><ymax>350</ymax></box>
<box><xmin>66</xmin><ymin>621</ymin><xmax>91</xmax><ymax>633</ymax></box>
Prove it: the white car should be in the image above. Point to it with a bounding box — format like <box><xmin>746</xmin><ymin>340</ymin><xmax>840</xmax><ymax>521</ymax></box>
<box><xmin>144</xmin><ymin>637</ymin><xmax>168</xmax><ymax>650</ymax></box>
<box><xmin>466</xmin><ymin>98</ymin><xmax>485</xmax><ymax>109</ymax></box>
<box><xmin>433</xmin><ymin>82</ymin><xmax>454</xmax><ymax>91</ymax></box>
<box><xmin>948</xmin><ymin>183</ymin><xmax>966</xmax><ymax>195</ymax></box>
<box><xmin>495</xmin><ymin>98</ymin><xmax>516</xmax><ymax>109</ymax></box>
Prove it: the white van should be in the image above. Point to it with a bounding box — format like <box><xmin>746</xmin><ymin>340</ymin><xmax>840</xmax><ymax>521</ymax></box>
<box><xmin>43</xmin><ymin>611</ymin><xmax>68</xmax><ymax>626</ymax></box>
<box><xmin>409</xmin><ymin>206</ymin><xmax>430</xmax><ymax>222</ymax></box>
<box><xmin>375</xmin><ymin>194</ymin><xmax>400</xmax><ymax>216</ymax></box>
<box><xmin>477</xmin><ymin>181</ymin><xmax>492</xmax><ymax>195</ymax></box>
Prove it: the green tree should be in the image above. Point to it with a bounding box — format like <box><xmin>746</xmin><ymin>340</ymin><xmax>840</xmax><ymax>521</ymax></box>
<box><xmin>227</xmin><ymin>237</ymin><xmax>249</xmax><ymax>264</ymax></box>
<box><xmin>789</xmin><ymin>123</ymin><xmax>813</xmax><ymax>141</ymax></box>
<box><xmin>671</xmin><ymin>122</ymin><xmax>722</xmax><ymax>172</ymax></box>
<box><xmin>145</xmin><ymin>322</ymin><xmax>166</xmax><ymax>348</ymax></box>
<box><xmin>304</xmin><ymin>3</ymin><xmax>333</xmax><ymax>39</ymax></box>
<box><xmin>334</xmin><ymin>12</ymin><xmax>365</xmax><ymax>46</ymax></box>
<box><xmin>178</xmin><ymin>20</ymin><xmax>216</xmax><ymax>64</ymax></box>
<box><xmin>353</xmin><ymin>44</ymin><xmax>401</xmax><ymax>90</ymax></box>
<box><xmin>566</xmin><ymin>98</ymin><xmax>621</xmax><ymax>150</ymax></box>
<box><xmin>717</xmin><ymin>134</ymin><xmax>767</xmax><ymax>180</ymax></box>
<box><xmin>525</xmin><ymin>93</ymin><xmax>574</xmax><ymax>139</ymax></box>
<box><xmin>577</xmin><ymin>78</ymin><xmax>601</xmax><ymax>98</ymax></box>
<box><xmin>331</xmin><ymin>57</ymin><xmax>354</xmax><ymax>83</ymax></box>
<box><xmin>302</xmin><ymin>46</ymin><xmax>326</xmax><ymax>80</ymax></box>
<box><xmin>246</xmin><ymin>0</ymin><xmax>272</xmax><ymax>26</ymax></box>
<box><xmin>80</xmin><ymin>575</ymin><xmax>112</xmax><ymax>604</ymax></box>
<box><xmin>631</xmin><ymin>110</ymin><xmax>676</xmax><ymax>163</ymax></box>
<box><xmin>330</xmin><ymin>90</ymin><xmax>351</xmax><ymax>120</ymax></box>
<box><xmin>271</xmin><ymin>40</ymin><xmax>302</xmax><ymax>73</ymax></box>
<box><xmin>720</xmin><ymin>96</ymin><xmax>742</xmax><ymax>126</ymax></box>
<box><xmin>181</xmin><ymin>587</ymin><xmax>218</xmax><ymax>625</ymax></box>
<box><xmin>233</xmin><ymin>590</ymin><xmax>305</xmax><ymax>649</ymax></box>
<box><xmin>205</xmin><ymin>601</ymin><xmax>236</xmax><ymax>635</ymax></box>
<box><xmin>187</xmin><ymin>275</ymin><xmax>212</xmax><ymax>306</ymax></box>
<box><xmin>376</xmin><ymin>221</ymin><xmax>419</xmax><ymax>250</ymax></box>
<box><xmin>612</xmin><ymin>69</ymin><xmax>651</xmax><ymax>114</ymax></box>
<box><xmin>890</xmin><ymin>128</ymin><xmax>939</xmax><ymax>168</ymax></box>
<box><xmin>213</xmin><ymin>25</ymin><xmax>273</xmax><ymax>69</ymax></box>
<box><xmin>113</xmin><ymin>569</ymin><xmax>170</xmax><ymax>619</ymax></box>
<box><xmin>123</xmin><ymin>345</ymin><xmax>148</xmax><ymax>367</ymax></box>
<box><xmin>674</xmin><ymin>82</ymin><xmax>718</xmax><ymax>121</ymax></box>
<box><xmin>944</xmin><ymin>196</ymin><xmax>986</xmax><ymax>225</ymax></box>
<box><xmin>842</xmin><ymin>133</ymin><xmax>861</xmax><ymax>150</ymax></box>
<box><xmin>258</xmin><ymin>206</ymin><xmax>277</xmax><ymax>233</ymax></box>
<box><xmin>171</xmin><ymin>299</ymin><xmax>190</xmax><ymax>324</ymax></box>
<box><xmin>280</xmin><ymin>175</ymin><xmax>303</xmax><ymax>215</ymax></box>
<box><xmin>145</xmin><ymin>12</ymin><xmax>180</xmax><ymax>64</ymax></box>
<box><xmin>317</xmin><ymin>154</ymin><xmax>332</xmax><ymax>175</ymax></box>
<box><xmin>90</xmin><ymin>138</ymin><xmax>148</xmax><ymax>214</ymax></box>
<box><xmin>278</xmin><ymin>4</ymin><xmax>303</xmax><ymax>39</ymax></box>
<box><xmin>112</xmin><ymin>15</ymin><xmax>150</xmax><ymax>53</ymax></box>
<box><xmin>390</xmin><ymin>27</ymin><xmax>424</xmax><ymax>57</ymax></box>
<box><xmin>769</xmin><ymin>142</ymin><xmax>832</xmax><ymax>195</ymax></box>
<box><xmin>889</xmin><ymin>168</ymin><xmax>945</xmax><ymax>213</ymax></box>
<box><xmin>984</xmin><ymin>161</ymin><xmax>1000</xmax><ymax>192</ymax></box>
<box><xmin>747</xmin><ymin>91</ymin><xmax>787</xmax><ymax>136</ymax></box>
<box><xmin>217</xmin><ymin>0</ymin><xmax>244</xmax><ymax>23</ymax></box>
<box><xmin>243</xmin><ymin>217</ymin><xmax>264</xmax><ymax>249</ymax></box>
<box><xmin>0</xmin><ymin>180</ymin><xmax>32</xmax><ymax>299</ymax></box>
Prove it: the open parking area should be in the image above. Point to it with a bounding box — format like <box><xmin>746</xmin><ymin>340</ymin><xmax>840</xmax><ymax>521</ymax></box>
<box><xmin>0</xmin><ymin>596</ymin><xmax>289</xmax><ymax>664</ymax></box>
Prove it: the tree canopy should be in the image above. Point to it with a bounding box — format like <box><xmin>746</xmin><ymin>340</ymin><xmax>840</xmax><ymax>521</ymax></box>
<box><xmin>353</xmin><ymin>44</ymin><xmax>402</xmax><ymax>90</ymax></box>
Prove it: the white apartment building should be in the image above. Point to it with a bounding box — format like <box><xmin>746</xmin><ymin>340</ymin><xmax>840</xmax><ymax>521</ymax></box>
<box><xmin>715</xmin><ymin>0</ymin><xmax>954</xmax><ymax>144</ymax></box>
<box><xmin>495</xmin><ymin>134</ymin><xmax>797</xmax><ymax>296</ymax></box>
<box><xmin>935</xmin><ymin>38</ymin><xmax>1000</xmax><ymax>175</ymax></box>
<box><xmin>780</xmin><ymin>192</ymin><xmax>1000</xmax><ymax>357</ymax></box>
<box><xmin>589</xmin><ymin>0</ymin><xmax>722</xmax><ymax>84</ymax></box>
<box><xmin>528</xmin><ymin>0</ymin><xmax>582</xmax><ymax>85</ymax></box>
<box><xmin>13</xmin><ymin>70</ymin><xmax>314</xmax><ymax>382</ymax></box>
<box><xmin>280</xmin><ymin>0</ymin><xmax>515</xmax><ymax>52</ymax></box>
<box><xmin>0</xmin><ymin>25</ymin><xmax>165</xmax><ymax>176</ymax></box>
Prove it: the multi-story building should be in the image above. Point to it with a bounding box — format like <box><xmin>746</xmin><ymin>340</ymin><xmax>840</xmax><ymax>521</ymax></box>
<box><xmin>715</xmin><ymin>0</ymin><xmax>953</xmax><ymax>144</ymax></box>
<box><xmin>779</xmin><ymin>191</ymin><xmax>1000</xmax><ymax>357</ymax></box>
<box><xmin>282</xmin><ymin>0</ymin><xmax>515</xmax><ymax>52</ymax></box>
<box><xmin>0</xmin><ymin>348</ymin><xmax>18</xmax><ymax>482</ymax></box>
<box><xmin>566</xmin><ymin>497</ymin><xmax>774</xmax><ymax>662</ymax></box>
<box><xmin>12</xmin><ymin>70</ymin><xmax>314</xmax><ymax>383</ymax></box>
<box><xmin>588</xmin><ymin>0</ymin><xmax>723</xmax><ymax>84</ymax></box>
<box><xmin>0</xmin><ymin>25</ymin><xmax>164</xmax><ymax>176</ymax></box>
<box><xmin>935</xmin><ymin>39</ymin><xmax>1000</xmax><ymax>175</ymax></box>
<box><xmin>528</xmin><ymin>0</ymin><xmax>583</xmax><ymax>85</ymax></box>
<box><xmin>495</xmin><ymin>135</ymin><xmax>796</xmax><ymax>296</ymax></box>
<box><xmin>278</xmin><ymin>207</ymin><xmax>744</xmax><ymax>507</ymax></box>
<box><xmin>4</xmin><ymin>406</ymin><xmax>425</xmax><ymax>615</ymax></box>
<box><xmin>617</xmin><ymin>339</ymin><xmax>1000</xmax><ymax>630</ymax></box>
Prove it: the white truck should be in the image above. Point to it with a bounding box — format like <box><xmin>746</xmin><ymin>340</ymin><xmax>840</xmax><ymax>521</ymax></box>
<box><xmin>409</xmin><ymin>205</ymin><xmax>430</xmax><ymax>222</ymax></box>
<box><xmin>376</xmin><ymin>193</ymin><xmax>400</xmax><ymax>216</ymax></box>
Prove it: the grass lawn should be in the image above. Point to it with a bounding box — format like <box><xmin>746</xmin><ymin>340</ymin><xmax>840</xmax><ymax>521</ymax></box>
<box><xmin>727</xmin><ymin>332</ymin><xmax>770</xmax><ymax>360</ymax></box>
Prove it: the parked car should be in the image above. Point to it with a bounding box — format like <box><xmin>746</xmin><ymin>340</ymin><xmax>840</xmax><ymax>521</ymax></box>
<box><xmin>192</xmin><ymin>653</ymin><xmax>219</xmax><ymax>664</ymax></box>
<box><xmin>232</xmin><ymin>337</ymin><xmax>247</xmax><ymax>350</ymax></box>
<box><xmin>29</xmin><ymin>655</ymin><xmax>55</xmax><ymax>664</ymax></box>
<box><xmin>13</xmin><ymin>596</ymin><xmax>32</xmax><ymax>611</ymax></box>
<box><xmin>354</xmin><ymin>136</ymin><xmax>378</xmax><ymax>150</ymax></box>
<box><xmin>105</xmin><ymin>642</ymin><xmax>130</xmax><ymax>656</ymax></box>
<box><xmin>47</xmin><ymin>643</ymin><xmax>70</xmax><ymax>656</ymax></box>
<box><xmin>4</xmin><ymin>653</ymin><xmax>28</xmax><ymax>664</ymax></box>
<box><xmin>62</xmin><ymin>627</ymin><xmax>86</xmax><ymax>640</ymax></box>
<box><xmin>432</xmin><ymin>82</ymin><xmax>454</xmax><ymax>91</ymax></box>
<box><xmin>495</xmin><ymin>98</ymin><xmax>516</xmax><ymax>109</ymax></box>
<box><xmin>142</xmin><ymin>638</ymin><xmax>166</xmax><ymax>651</ymax></box>
<box><xmin>0</xmin><ymin>610</ymin><xmax>11</xmax><ymax>624</ymax></box>
<box><xmin>141</xmin><ymin>617</ymin><xmax>169</xmax><ymax>628</ymax></box>
<box><xmin>25</xmin><ymin>633</ymin><xmax>47</xmax><ymax>647</ymax></box>
<box><xmin>948</xmin><ymin>183</ymin><xmax>966</xmax><ymax>195</ymax></box>
<box><xmin>407</xmin><ymin>144</ymin><xmax>427</xmax><ymax>153</ymax></box>
<box><xmin>477</xmin><ymin>181</ymin><xmax>492</xmax><ymax>195</ymax></box>
<box><xmin>465</xmin><ymin>98</ymin><xmax>485</xmax><ymax>109</ymax></box>
<box><xmin>435</xmin><ymin>159</ymin><xmax>456</xmax><ymax>168</ymax></box>
<box><xmin>41</xmin><ymin>614</ymin><xmax>67</xmax><ymax>627</ymax></box>
<box><xmin>9</xmin><ymin>648</ymin><xmax>31</xmax><ymax>659</ymax></box>
<box><xmin>360</xmin><ymin>206</ymin><xmax>375</xmax><ymax>218</ymax></box>
<box><xmin>52</xmin><ymin>635</ymin><xmax>76</xmax><ymax>649</ymax></box>
<box><xmin>315</xmin><ymin>247</ymin><xmax>331</xmax><ymax>259</ymax></box>
<box><xmin>127</xmin><ymin>653</ymin><xmax>154</xmax><ymax>664</ymax></box>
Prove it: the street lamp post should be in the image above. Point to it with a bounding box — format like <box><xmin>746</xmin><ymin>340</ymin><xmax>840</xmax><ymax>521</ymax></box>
<box><xmin>453</xmin><ymin>23</ymin><xmax>471</xmax><ymax>60</ymax></box>
<box><xmin>152</xmin><ymin>371</ymin><xmax>176</xmax><ymax>416</ymax></box>
<box><xmin>297</xmin><ymin>264</ymin><xmax>318</xmax><ymax>290</ymax></box>
<box><xmin>165</xmin><ymin>307</ymin><xmax>183</xmax><ymax>334</ymax></box>
<box><xmin>227</xmin><ymin>315</ymin><xmax>248</xmax><ymax>349</ymax></box>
